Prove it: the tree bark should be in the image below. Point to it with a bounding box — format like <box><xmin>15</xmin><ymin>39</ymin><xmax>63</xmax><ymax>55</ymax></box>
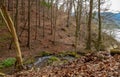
<box><xmin>15</xmin><ymin>0</ymin><xmax>19</xmax><ymax>33</ymax></box>
<box><xmin>86</xmin><ymin>0</ymin><xmax>93</xmax><ymax>50</ymax></box>
<box><xmin>35</xmin><ymin>0</ymin><xmax>38</xmax><ymax>40</ymax></box>
<box><xmin>27</xmin><ymin>0</ymin><xmax>31</xmax><ymax>48</ymax></box>
<box><xmin>97</xmin><ymin>0</ymin><xmax>102</xmax><ymax>51</ymax></box>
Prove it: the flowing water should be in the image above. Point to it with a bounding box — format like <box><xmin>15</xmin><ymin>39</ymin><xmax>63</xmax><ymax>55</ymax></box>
<box><xmin>28</xmin><ymin>56</ymin><xmax>75</xmax><ymax>68</ymax></box>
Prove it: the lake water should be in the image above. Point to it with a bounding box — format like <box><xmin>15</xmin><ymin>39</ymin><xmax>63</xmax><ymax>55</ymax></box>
<box><xmin>103</xmin><ymin>29</ymin><xmax>120</xmax><ymax>42</ymax></box>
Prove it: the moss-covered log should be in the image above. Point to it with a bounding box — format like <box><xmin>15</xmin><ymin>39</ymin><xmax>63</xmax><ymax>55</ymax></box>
<box><xmin>0</xmin><ymin>72</ymin><xmax>5</xmax><ymax>77</ymax></box>
<box><xmin>110</xmin><ymin>48</ymin><xmax>120</xmax><ymax>55</ymax></box>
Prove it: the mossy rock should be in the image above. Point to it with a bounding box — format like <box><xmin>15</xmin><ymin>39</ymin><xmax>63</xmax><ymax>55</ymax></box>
<box><xmin>38</xmin><ymin>51</ymin><xmax>52</xmax><ymax>57</ymax></box>
<box><xmin>56</xmin><ymin>52</ymin><xmax>67</xmax><ymax>57</ymax></box>
<box><xmin>47</xmin><ymin>56</ymin><xmax>60</xmax><ymax>64</ymax></box>
<box><xmin>57</xmin><ymin>51</ymin><xmax>80</xmax><ymax>58</ymax></box>
<box><xmin>110</xmin><ymin>48</ymin><xmax>120</xmax><ymax>55</ymax></box>
<box><xmin>67</xmin><ymin>51</ymin><xmax>80</xmax><ymax>58</ymax></box>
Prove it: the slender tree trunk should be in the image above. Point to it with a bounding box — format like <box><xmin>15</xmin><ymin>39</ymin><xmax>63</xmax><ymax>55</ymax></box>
<box><xmin>42</xmin><ymin>0</ymin><xmax>45</xmax><ymax>38</ymax></box>
<box><xmin>97</xmin><ymin>0</ymin><xmax>102</xmax><ymax>51</ymax></box>
<box><xmin>27</xmin><ymin>0</ymin><xmax>31</xmax><ymax>48</ymax></box>
<box><xmin>7</xmin><ymin>0</ymin><xmax>10</xmax><ymax>11</ymax></box>
<box><xmin>74</xmin><ymin>0</ymin><xmax>82</xmax><ymax>51</ymax></box>
<box><xmin>50</xmin><ymin>0</ymin><xmax>53</xmax><ymax>35</ymax></box>
<box><xmin>21</xmin><ymin>0</ymin><xmax>25</xmax><ymax>22</ymax></box>
<box><xmin>38</xmin><ymin>0</ymin><xmax>41</xmax><ymax>28</ymax></box>
<box><xmin>47</xmin><ymin>0</ymin><xmax>50</xmax><ymax>18</ymax></box>
<box><xmin>19</xmin><ymin>1</ymin><xmax>34</xmax><ymax>38</ymax></box>
<box><xmin>9</xmin><ymin>0</ymin><xmax>15</xmax><ymax>49</ymax></box>
<box><xmin>53</xmin><ymin>1</ymin><xmax>58</xmax><ymax>45</ymax></box>
<box><xmin>35</xmin><ymin>0</ymin><xmax>38</xmax><ymax>40</ymax></box>
<box><xmin>15</xmin><ymin>0</ymin><xmax>19</xmax><ymax>34</ymax></box>
<box><xmin>66</xmin><ymin>0</ymin><xmax>72</xmax><ymax>27</ymax></box>
<box><xmin>86</xmin><ymin>0</ymin><xmax>93</xmax><ymax>50</ymax></box>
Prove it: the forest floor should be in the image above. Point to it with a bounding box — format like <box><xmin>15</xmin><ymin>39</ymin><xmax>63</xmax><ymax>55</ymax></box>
<box><xmin>6</xmin><ymin>51</ymin><xmax>120</xmax><ymax>77</ymax></box>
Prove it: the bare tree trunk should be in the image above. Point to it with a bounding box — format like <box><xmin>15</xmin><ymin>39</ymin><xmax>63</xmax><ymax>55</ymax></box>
<box><xmin>50</xmin><ymin>0</ymin><xmax>53</xmax><ymax>35</ymax></box>
<box><xmin>8</xmin><ymin>0</ymin><xmax>15</xmax><ymax>49</ymax></box>
<box><xmin>42</xmin><ymin>0</ymin><xmax>45</xmax><ymax>38</ymax></box>
<box><xmin>21</xmin><ymin>0</ymin><xmax>25</xmax><ymax>22</ymax></box>
<box><xmin>27</xmin><ymin>0</ymin><xmax>31</xmax><ymax>48</ymax></box>
<box><xmin>7</xmin><ymin>0</ymin><xmax>11</xmax><ymax>11</ymax></box>
<box><xmin>86</xmin><ymin>0</ymin><xmax>93</xmax><ymax>50</ymax></box>
<box><xmin>66</xmin><ymin>0</ymin><xmax>72</xmax><ymax>27</ymax></box>
<box><xmin>19</xmin><ymin>1</ymin><xmax>34</xmax><ymax>38</ymax></box>
<box><xmin>38</xmin><ymin>0</ymin><xmax>41</xmax><ymax>27</ymax></box>
<box><xmin>53</xmin><ymin>0</ymin><xmax>58</xmax><ymax>45</ymax></box>
<box><xmin>15</xmin><ymin>0</ymin><xmax>19</xmax><ymax>33</ymax></box>
<box><xmin>74</xmin><ymin>0</ymin><xmax>82</xmax><ymax>51</ymax></box>
<box><xmin>97</xmin><ymin>0</ymin><xmax>102</xmax><ymax>51</ymax></box>
<box><xmin>35</xmin><ymin>0</ymin><xmax>38</xmax><ymax>40</ymax></box>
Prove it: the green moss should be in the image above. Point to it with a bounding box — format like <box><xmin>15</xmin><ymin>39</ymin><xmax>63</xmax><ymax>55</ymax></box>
<box><xmin>57</xmin><ymin>52</ymin><xmax>67</xmax><ymax>57</ymax></box>
<box><xmin>1</xmin><ymin>58</ymin><xmax>16</xmax><ymax>68</ymax></box>
<box><xmin>39</xmin><ymin>51</ymin><xmax>52</xmax><ymax>57</ymax></box>
<box><xmin>63</xmin><ymin>60</ymin><xmax>68</xmax><ymax>64</ymax></box>
<box><xmin>67</xmin><ymin>51</ymin><xmax>80</xmax><ymax>58</ymax></box>
<box><xmin>47</xmin><ymin>56</ymin><xmax>60</xmax><ymax>64</ymax></box>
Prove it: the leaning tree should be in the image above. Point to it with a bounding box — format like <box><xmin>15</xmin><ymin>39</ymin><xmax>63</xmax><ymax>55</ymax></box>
<box><xmin>0</xmin><ymin>0</ymin><xmax>24</xmax><ymax>70</ymax></box>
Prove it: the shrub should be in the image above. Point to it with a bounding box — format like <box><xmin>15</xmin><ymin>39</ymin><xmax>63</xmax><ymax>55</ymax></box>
<box><xmin>2</xmin><ymin>58</ymin><xmax>16</xmax><ymax>67</ymax></box>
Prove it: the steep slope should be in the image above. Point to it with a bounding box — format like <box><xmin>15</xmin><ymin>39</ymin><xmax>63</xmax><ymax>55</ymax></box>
<box><xmin>0</xmin><ymin>1</ymin><xmax>119</xmax><ymax>60</ymax></box>
<box><xmin>0</xmin><ymin>1</ymin><xmax>85</xmax><ymax>60</ymax></box>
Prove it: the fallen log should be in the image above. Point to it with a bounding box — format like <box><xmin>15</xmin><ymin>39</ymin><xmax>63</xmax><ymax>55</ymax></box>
<box><xmin>0</xmin><ymin>72</ymin><xmax>6</xmax><ymax>77</ymax></box>
<box><xmin>110</xmin><ymin>48</ymin><xmax>120</xmax><ymax>55</ymax></box>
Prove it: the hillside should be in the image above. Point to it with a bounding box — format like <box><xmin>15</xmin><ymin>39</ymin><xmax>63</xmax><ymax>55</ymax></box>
<box><xmin>0</xmin><ymin>0</ymin><xmax>119</xmax><ymax>60</ymax></box>
<box><xmin>0</xmin><ymin>0</ymin><xmax>86</xmax><ymax>60</ymax></box>
<box><xmin>0</xmin><ymin>0</ymin><xmax>120</xmax><ymax>76</ymax></box>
